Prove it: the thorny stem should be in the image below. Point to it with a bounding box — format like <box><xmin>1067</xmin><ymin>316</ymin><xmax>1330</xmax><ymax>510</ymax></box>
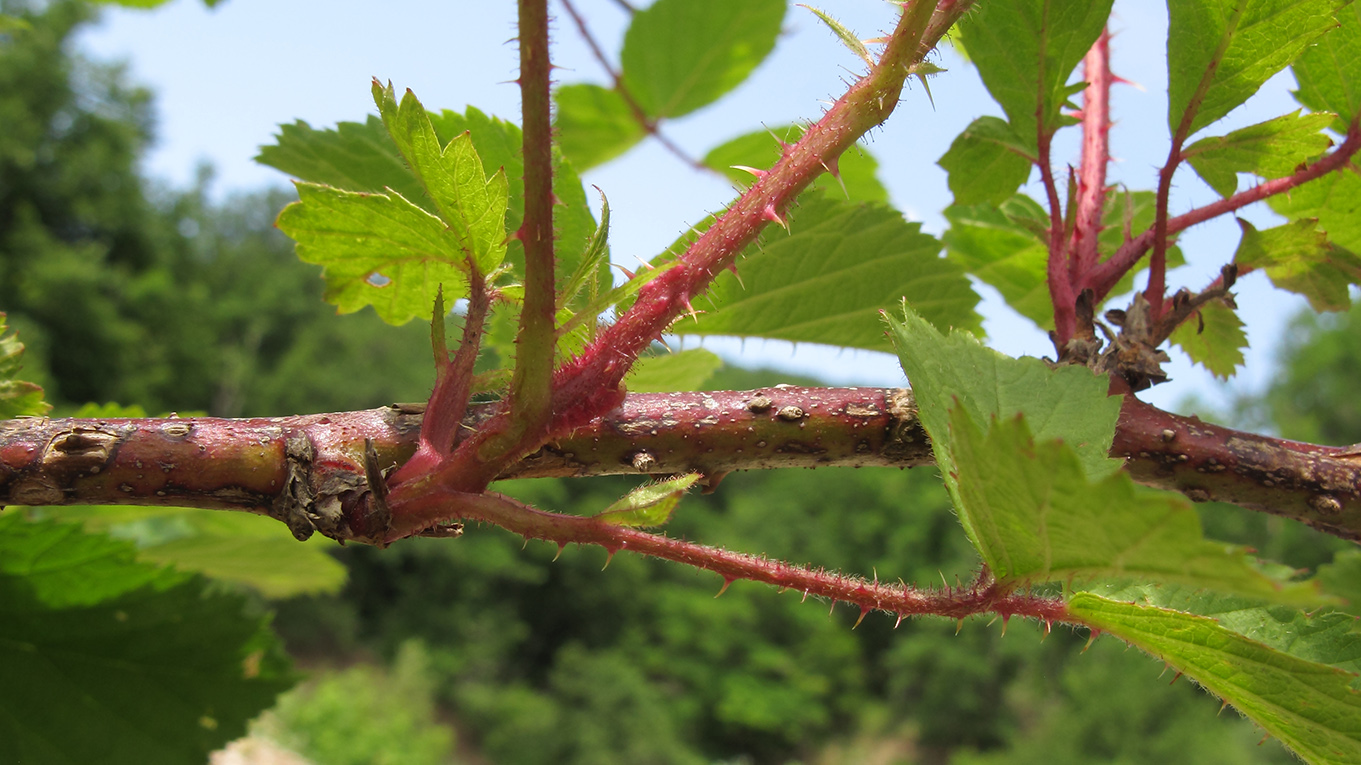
<box><xmin>559</xmin><ymin>0</ymin><xmax>712</xmax><ymax>173</ymax></box>
<box><xmin>393</xmin><ymin>487</ymin><xmax>1071</xmax><ymax>628</ymax></box>
<box><xmin>1081</xmin><ymin>119</ymin><xmax>1361</xmax><ymax>301</ymax></box>
<box><xmin>1039</xmin><ymin>133</ymin><xmax>1076</xmax><ymax>345</ymax></box>
<box><xmin>1073</xmin><ymin>29</ymin><xmax>1111</xmax><ymax>278</ymax></box>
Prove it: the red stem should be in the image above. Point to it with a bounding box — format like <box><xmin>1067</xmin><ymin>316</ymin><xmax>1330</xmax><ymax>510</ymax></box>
<box><xmin>1073</xmin><ymin>30</ymin><xmax>1111</xmax><ymax>277</ymax></box>
<box><xmin>1081</xmin><ymin>120</ymin><xmax>1361</xmax><ymax>301</ymax></box>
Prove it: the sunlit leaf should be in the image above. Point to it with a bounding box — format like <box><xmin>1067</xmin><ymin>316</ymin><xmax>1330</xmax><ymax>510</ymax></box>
<box><xmin>595</xmin><ymin>473</ymin><xmax>702</xmax><ymax>528</ymax></box>
<box><xmin>682</xmin><ymin>194</ymin><xmax>980</xmax><ymax>352</ymax></box>
<box><xmin>0</xmin><ymin>313</ymin><xmax>48</xmax><ymax>419</ymax></box>
<box><xmin>621</xmin><ymin>0</ymin><xmax>785</xmax><ymax>119</ymax></box>
<box><xmin>1167</xmin><ymin>0</ymin><xmax>1343</xmax><ymax>138</ymax></box>
<box><xmin>1184</xmin><ymin>110</ymin><xmax>1335</xmax><ymax>197</ymax></box>
<box><xmin>1267</xmin><ymin>169</ymin><xmax>1361</xmax><ymax>252</ymax></box>
<box><xmin>1292</xmin><ymin>4</ymin><xmax>1361</xmax><ymax>132</ymax></box>
<box><xmin>554</xmin><ymin>83</ymin><xmax>647</xmax><ymax>171</ymax></box>
<box><xmin>798</xmin><ymin>4</ymin><xmax>872</xmax><ymax>66</ymax></box>
<box><xmin>626</xmin><ymin>349</ymin><xmax>723</xmax><ymax>393</ymax></box>
<box><xmin>1235</xmin><ymin>218</ymin><xmax>1361</xmax><ymax>312</ymax></box>
<box><xmin>1168</xmin><ymin>299</ymin><xmax>1247</xmax><ymax>379</ymax></box>
<box><xmin>938</xmin><ymin>116</ymin><xmax>1035</xmax><ymax>206</ymax></box>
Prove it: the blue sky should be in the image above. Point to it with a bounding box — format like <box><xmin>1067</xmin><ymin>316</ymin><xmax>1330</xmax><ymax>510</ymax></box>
<box><xmin>77</xmin><ymin>0</ymin><xmax>1319</xmax><ymax>413</ymax></box>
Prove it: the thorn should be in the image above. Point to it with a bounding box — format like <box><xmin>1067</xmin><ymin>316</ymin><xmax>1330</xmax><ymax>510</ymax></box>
<box><xmin>715</xmin><ymin>576</ymin><xmax>734</xmax><ymax>598</ymax></box>
<box><xmin>761</xmin><ymin>203</ymin><xmax>788</xmax><ymax>231</ymax></box>
<box><xmin>820</xmin><ymin>156</ymin><xmax>848</xmax><ymax>198</ymax></box>
<box><xmin>829</xmin><ymin>599</ymin><xmax>839</xmax><ymax>616</ymax></box>
<box><xmin>1043</xmin><ymin>619</ymin><xmax>1052</xmax><ymax>640</ymax></box>
<box><xmin>776</xmin><ymin>586</ymin><xmax>789</xmax><ymax>594</ymax></box>
<box><xmin>727</xmin><ymin>262</ymin><xmax>746</xmax><ymax>289</ymax></box>
<box><xmin>1258</xmin><ymin>733</ymin><xmax>1270</xmax><ymax>746</ymax></box>
<box><xmin>894</xmin><ymin>613</ymin><xmax>906</xmax><ymax>629</ymax></box>
<box><xmin>1084</xmin><ymin>629</ymin><xmax>1100</xmax><ymax>652</ymax></box>
<box><xmin>801</xmin><ymin>589</ymin><xmax>810</xmax><ymax>603</ymax></box>
<box><xmin>1110</xmin><ymin>73</ymin><xmax>1146</xmax><ymax>91</ymax></box>
<box><xmin>1000</xmin><ymin>614</ymin><xmax>1010</xmax><ymax>636</ymax></box>
<box><xmin>602</xmin><ymin>547</ymin><xmax>618</xmax><ymax>570</ymax></box>
<box><xmin>853</xmin><ymin>607</ymin><xmax>869</xmax><ymax>629</ymax></box>
<box><xmin>1218</xmin><ymin>699</ymin><xmax>1230</xmax><ymax>716</ymax></box>
<box><xmin>955</xmin><ymin>619</ymin><xmax>964</xmax><ymax>635</ymax></box>
<box><xmin>680</xmin><ymin>294</ymin><xmax>702</xmax><ymax>322</ymax></box>
<box><xmin>521</xmin><ymin>536</ymin><xmax>529</xmax><ymax>550</ymax></box>
<box><xmin>1169</xmin><ymin>671</ymin><xmax>1183</xmax><ymax>686</ymax></box>
<box><xmin>553</xmin><ymin>542</ymin><xmax>566</xmax><ymax>562</ymax></box>
<box><xmin>729</xmin><ymin>164</ymin><xmax>768</xmax><ymax>180</ymax></box>
<box><xmin>611</xmin><ymin>263</ymin><xmax>636</xmax><ymax>280</ymax></box>
<box><xmin>551</xmin><ymin>192</ymin><xmax>565</xmax><ymax>207</ymax></box>
<box><xmin>939</xmin><ymin>570</ymin><xmax>949</xmax><ymax>589</ymax></box>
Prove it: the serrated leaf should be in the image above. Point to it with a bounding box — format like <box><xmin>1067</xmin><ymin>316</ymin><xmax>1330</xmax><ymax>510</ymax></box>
<box><xmin>560</xmin><ymin>191</ymin><xmax>611</xmax><ymax>309</ymax></box>
<box><xmin>886</xmin><ymin>301</ymin><xmax>1122</xmax><ymax>490</ymax></box>
<box><xmin>1184</xmin><ymin>110</ymin><xmax>1336</xmax><ymax>197</ymax></box>
<box><xmin>1235</xmin><ymin>218</ymin><xmax>1361</xmax><ymax>311</ymax></box>
<box><xmin>1097</xmin><ymin>189</ymin><xmax>1188</xmax><ymax>297</ymax></box>
<box><xmin>0</xmin><ymin>313</ymin><xmax>48</xmax><ymax>419</ymax></box>
<box><xmin>595</xmin><ymin>473</ymin><xmax>702</xmax><ymax>528</ymax></box>
<box><xmin>626</xmin><ymin>349</ymin><xmax>723</xmax><ymax>393</ymax></box>
<box><xmin>1167</xmin><ymin>0</ymin><xmax>1344</xmax><ymax>139</ymax></box>
<box><xmin>1267</xmin><ymin>168</ymin><xmax>1361</xmax><ymax>252</ymax></box>
<box><xmin>704</xmin><ymin>125</ymin><xmax>888</xmax><ymax>203</ymax></box>
<box><xmin>256</xmin><ymin>117</ymin><xmax>428</xmax><ymax>204</ymax></box>
<box><xmin>0</xmin><ymin>515</ymin><xmax>294</xmax><ymax>764</ymax></box>
<box><xmin>373</xmin><ymin>82</ymin><xmax>508</xmax><ymax>275</ymax></box>
<box><xmin>554</xmin><ymin>83</ymin><xmax>647</xmax><ymax>171</ymax></box>
<box><xmin>1169</xmin><ymin>299</ymin><xmax>1247</xmax><ymax>379</ymax></box>
<box><xmin>956</xmin><ymin>0</ymin><xmax>1114</xmax><ymax>148</ymax></box>
<box><xmin>1069</xmin><ymin>593</ymin><xmax>1361</xmax><ymax>764</ymax></box>
<box><xmin>1292</xmin><ymin>4</ymin><xmax>1361</xmax><ymax>132</ymax></box>
<box><xmin>949</xmin><ymin>408</ymin><xmax>1311</xmax><ymax>599</ymax></box>
<box><xmin>798</xmin><ymin>4</ymin><xmax>872</xmax><ymax>66</ymax></box>
<box><xmin>680</xmin><ymin>194</ymin><xmax>980</xmax><ymax>352</ymax></box>
<box><xmin>48</xmin><ymin>506</ymin><xmax>346</xmax><ymax>599</ymax></box>
<box><xmin>620</xmin><ymin>0</ymin><xmax>786</xmax><ymax>119</ymax></box>
<box><xmin>276</xmin><ymin>183</ymin><xmax>470</xmax><ymax>324</ymax></box>
<box><xmin>938</xmin><ymin>116</ymin><xmax>1035</xmax><ymax>206</ymax></box>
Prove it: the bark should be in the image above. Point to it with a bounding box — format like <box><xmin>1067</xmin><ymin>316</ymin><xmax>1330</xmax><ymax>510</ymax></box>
<box><xmin>4</xmin><ymin>386</ymin><xmax>1359</xmax><ymax>544</ymax></box>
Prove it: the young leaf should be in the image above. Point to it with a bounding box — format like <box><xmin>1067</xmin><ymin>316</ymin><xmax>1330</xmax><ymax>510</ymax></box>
<box><xmin>0</xmin><ymin>313</ymin><xmax>48</xmax><ymax>418</ymax></box>
<box><xmin>554</xmin><ymin>83</ymin><xmax>647</xmax><ymax>171</ymax></box>
<box><xmin>1068</xmin><ymin>593</ymin><xmax>1361</xmax><ymax>764</ymax></box>
<box><xmin>559</xmin><ymin>191</ymin><xmax>611</xmax><ymax>310</ymax></box>
<box><xmin>1292</xmin><ymin>4</ymin><xmax>1361</xmax><ymax>133</ymax></box>
<box><xmin>955</xmin><ymin>0</ymin><xmax>1114</xmax><ymax>148</ymax></box>
<box><xmin>626</xmin><ymin>349</ymin><xmax>724</xmax><ymax>393</ymax></box>
<box><xmin>256</xmin><ymin>116</ymin><xmax>428</xmax><ymax>205</ymax></box>
<box><xmin>1183</xmin><ymin>110</ymin><xmax>1335</xmax><ymax>197</ymax></box>
<box><xmin>276</xmin><ymin>183</ymin><xmax>471</xmax><ymax>324</ymax></box>
<box><xmin>949</xmin><ymin>408</ymin><xmax>1309</xmax><ymax>599</ymax></box>
<box><xmin>797</xmin><ymin>4</ymin><xmax>872</xmax><ymax>67</ymax></box>
<box><xmin>937</xmin><ymin>116</ymin><xmax>1035</xmax><ymax>206</ymax></box>
<box><xmin>620</xmin><ymin>0</ymin><xmax>785</xmax><ymax>119</ymax></box>
<box><xmin>1167</xmin><ymin>0</ymin><xmax>1344</xmax><ymax>139</ymax></box>
<box><xmin>373</xmin><ymin>82</ymin><xmax>508</xmax><ymax>275</ymax></box>
<box><xmin>1168</xmin><ymin>299</ymin><xmax>1247</xmax><ymax>379</ymax></box>
<box><xmin>1235</xmin><ymin>218</ymin><xmax>1361</xmax><ymax>312</ymax></box>
<box><xmin>595</xmin><ymin>473</ymin><xmax>703</xmax><ymax>529</ymax></box>
<box><xmin>680</xmin><ymin>194</ymin><xmax>981</xmax><ymax>352</ymax></box>
<box><xmin>704</xmin><ymin>125</ymin><xmax>888</xmax><ymax>202</ymax></box>
<box><xmin>0</xmin><ymin>515</ymin><xmax>294</xmax><ymax>765</ymax></box>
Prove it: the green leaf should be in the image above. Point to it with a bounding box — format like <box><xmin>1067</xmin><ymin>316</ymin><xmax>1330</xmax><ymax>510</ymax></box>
<box><xmin>620</xmin><ymin>0</ymin><xmax>786</xmax><ymax>119</ymax></box>
<box><xmin>948</xmin><ymin>408</ymin><xmax>1311</xmax><ymax>598</ymax></box>
<box><xmin>938</xmin><ymin>116</ymin><xmax>1035</xmax><ymax>206</ymax></box>
<box><xmin>1069</xmin><ymin>593</ymin><xmax>1361</xmax><ymax>764</ymax></box>
<box><xmin>956</xmin><ymin>0</ymin><xmax>1114</xmax><ymax>148</ymax></box>
<box><xmin>47</xmin><ymin>506</ymin><xmax>346</xmax><ymax>599</ymax></box>
<box><xmin>0</xmin><ymin>313</ymin><xmax>48</xmax><ymax>419</ymax></box>
<box><xmin>681</xmin><ymin>194</ymin><xmax>980</xmax><ymax>352</ymax></box>
<box><xmin>256</xmin><ymin>116</ymin><xmax>428</xmax><ymax>205</ymax></box>
<box><xmin>626</xmin><ymin>349</ymin><xmax>724</xmax><ymax>393</ymax></box>
<box><xmin>276</xmin><ymin>183</ymin><xmax>470</xmax><ymax>324</ymax></box>
<box><xmin>1292</xmin><ymin>4</ymin><xmax>1361</xmax><ymax>132</ymax></box>
<box><xmin>798</xmin><ymin>4</ymin><xmax>872</xmax><ymax>66</ymax></box>
<box><xmin>1319</xmin><ymin>549</ymin><xmax>1361</xmax><ymax>617</ymax></box>
<box><xmin>704</xmin><ymin>125</ymin><xmax>888</xmax><ymax>203</ymax></box>
<box><xmin>1168</xmin><ymin>299</ymin><xmax>1247</xmax><ymax>379</ymax></box>
<box><xmin>595</xmin><ymin>473</ymin><xmax>702</xmax><ymax>528</ymax></box>
<box><xmin>1097</xmin><ymin>189</ymin><xmax>1188</xmax><ymax>297</ymax></box>
<box><xmin>887</xmin><ymin>301</ymin><xmax>1122</xmax><ymax>488</ymax></box>
<box><xmin>1267</xmin><ymin>169</ymin><xmax>1361</xmax><ymax>252</ymax></box>
<box><xmin>373</xmin><ymin>82</ymin><xmax>508</xmax><ymax>275</ymax></box>
<box><xmin>1184</xmin><ymin>110</ymin><xmax>1335</xmax><ymax>197</ymax></box>
<box><xmin>0</xmin><ymin>515</ymin><xmax>293</xmax><ymax>764</ymax></box>
<box><xmin>554</xmin><ymin>83</ymin><xmax>647</xmax><ymax>171</ymax></box>
<box><xmin>1235</xmin><ymin>218</ymin><xmax>1361</xmax><ymax>312</ymax></box>
<box><xmin>560</xmin><ymin>192</ymin><xmax>611</xmax><ymax>309</ymax></box>
<box><xmin>1167</xmin><ymin>0</ymin><xmax>1344</xmax><ymax>139</ymax></box>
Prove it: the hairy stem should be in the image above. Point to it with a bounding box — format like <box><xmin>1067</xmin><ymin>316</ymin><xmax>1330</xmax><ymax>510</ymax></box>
<box><xmin>1073</xmin><ymin>29</ymin><xmax>1111</xmax><ymax>277</ymax></box>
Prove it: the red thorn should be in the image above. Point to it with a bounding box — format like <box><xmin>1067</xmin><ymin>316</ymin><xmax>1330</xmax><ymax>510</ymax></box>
<box><xmin>853</xmin><ymin>607</ymin><xmax>870</xmax><ymax>629</ymax></box>
<box><xmin>727</xmin><ymin>262</ymin><xmax>746</xmax><ymax>289</ymax></box>
<box><xmin>729</xmin><ymin>164</ymin><xmax>768</xmax><ymax>180</ymax></box>
<box><xmin>715</xmin><ymin>577</ymin><xmax>734</xmax><ymax>598</ymax></box>
<box><xmin>894</xmin><ymin>613</ymin><xmax>906</xmax><ymax>629</ymax></box>
<box><xmin>1000</xmin><ymin>614</ymin><xmax>1010</xmax><ymax>636</ymax></box>
<box><xmin>601</xmin><ymin>546</ymin><xmax>619</xmax><ymax>570</ymax></box>
<box><xmin>828</xmin><ymin>599</ymin><xmax>839</xmax><ymax>616</ymax></box>
<box><xmin>611</xmin><ymin>263</ymin><xmax>636</xmax><ymax>280</ymax></box>
<box><xmin>680</xmin><ymin>294</ymin><xmax>702</xmax><ymax>322</ymax></box>
<box><xmin>760</xmin><ymin>203</ymin><xmax>788</xmax><ymax>231</ymax></box>
<box><xmin>1218</xmin><ymin>700</ymin><xmax>1230</xmax><ymax>716</ymax></box>
<box><xmin>1083</xmin><ymin>629</ymin><xmax>1101</xmax><ymax>652</ymax></box>
<box><xmin>551</xmin><ymin>192</ymin><xmax>565</xmax><ymax>207</ymax></box>
<box><xmin>553</xmin><ymin>542</ymin><xmax>567</xmax><ymax>562</ymax></box>
<box><xmin>1169</xmin><ymin>671</ymin><xmax>1183</xmax><ymax>685</ymax></box>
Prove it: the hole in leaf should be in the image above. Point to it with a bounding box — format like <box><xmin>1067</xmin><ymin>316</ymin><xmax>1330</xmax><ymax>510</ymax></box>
<box><xmin>366</xmin><ymin>272</ymin><xmax>391</xmax><ymax>287</ymax></box>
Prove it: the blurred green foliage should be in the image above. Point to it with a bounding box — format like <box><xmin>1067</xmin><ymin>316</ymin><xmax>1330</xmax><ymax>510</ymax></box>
<box><xmin>0</xmin><ymin>1</ymin><xmax>1340</xmax><ymax>763</ymax></box>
